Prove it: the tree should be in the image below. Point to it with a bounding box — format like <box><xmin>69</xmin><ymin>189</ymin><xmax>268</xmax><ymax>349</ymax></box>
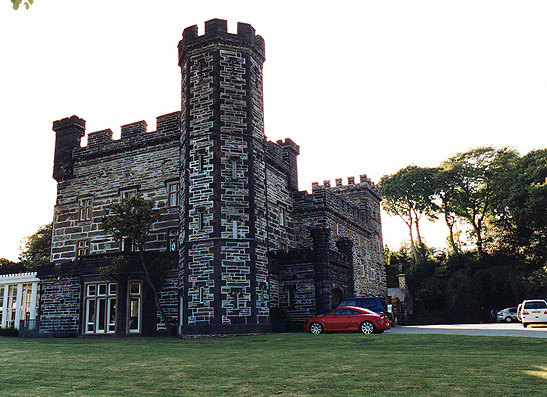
<box><xmin>438</xmin><ymin>147</ymin><xmax>518</xmax><ymax>256</ymax></box>
<box><xmin>19</xmin><ymin>222</ymin><xmax>52</xmax><ymax>270</ymax></box>
<box><xmin>379</xmin><ymin>166</ymin><xmax>438</xmax><ymax>261</ymax></box>
<box><xmin>11</xmin><ymin>0</ymin><xmax>33</xmax><ymax>10</ymax></box>
<box><xmin>491</xmin><ymin>149</ymin><xmax>547</xmax><ymax>265</ymax></box>
<box><xmin>101</xmin><ymin>194</ymin><xmax>175</xmax><ymax>334</ymax></box>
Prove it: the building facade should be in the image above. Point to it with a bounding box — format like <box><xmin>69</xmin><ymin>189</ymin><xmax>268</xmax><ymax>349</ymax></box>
<box><xmin>0</xmin><ymin>272</ymin><xmax>40</xmax><ymax>330</ymax></box>
<box><xmin>37</xmin><ymin>19</ymin><xmax>386</xmax><ymax>336</ymax></box>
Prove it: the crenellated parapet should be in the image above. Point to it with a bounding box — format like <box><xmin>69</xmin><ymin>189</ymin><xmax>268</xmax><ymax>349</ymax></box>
<box><xmin>295</xmin><ymin>187</ymin><xmax>370</xmax><ymax>228</ymax></box>
<box><xmin>178</xmin><ymin>18</ymin><xmax>265</xmax><ymax>65</ymax></box>
<box><xmin>311</xmin><ymin>174</ymin><xmax>381</xmax><ymax>200</ymax></box>
<box><xmin>71</xmin><ymin>111</ymin><xmax>180</xmax><ymax>160</ymax></box>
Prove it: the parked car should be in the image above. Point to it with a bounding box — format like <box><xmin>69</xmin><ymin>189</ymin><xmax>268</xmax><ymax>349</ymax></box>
<box><xmin>304</xmin><ymin>306</ymin><xmax>391</xmax><ymax>335</ymax></box>
<box><xmin>496</xmin><ymin>307</ymin><xmax>518</xmax><ymax>322</ymax></box>
<box><xmin>336</xmin><ymin>296</ymin><xmax>386</xmax><ymax>315</ymax></box>
<box><xmin>519</xmin><ymin>300</ymin><xmax>547</xmax><ymax>328</ymax></box>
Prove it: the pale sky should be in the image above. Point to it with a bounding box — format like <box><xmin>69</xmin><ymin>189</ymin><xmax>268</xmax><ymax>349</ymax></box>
<box><xmin>1</xmin><ymin>0</ymin><xmax>546</xmax><ymax>262</ymax></box>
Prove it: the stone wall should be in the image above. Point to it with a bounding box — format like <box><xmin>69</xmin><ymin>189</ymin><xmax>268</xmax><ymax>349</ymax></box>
<box><xmin>38</xmin><ymin>275</ymin><xmax>81</xmax><ymax>336</ymax></box>
<box><xmin>178</xmin><ymin>19</ymin><xmax>270</xmax><ymax>333</ymax></box>
<box><xmin>51</xmin><ymin>112</ymin><xmax>181</xmax><ymax>262</ymax></box>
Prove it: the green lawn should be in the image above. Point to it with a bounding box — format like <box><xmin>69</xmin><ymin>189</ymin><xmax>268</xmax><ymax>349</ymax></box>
<box><xmin>0</xmin><ymin>333</ymin><xmax>546</xmax><ymax>396</ymax></box>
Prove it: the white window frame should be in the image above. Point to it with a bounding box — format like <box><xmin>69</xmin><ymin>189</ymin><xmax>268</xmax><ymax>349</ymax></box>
<box><xmin>121</xmin><ymin>189</ymin><xmax>137</xmax><ymax>201</ymax></box>
<box><xmin>84</xmin><ymin>282</ymin><xmax>117</xmax><ymax>335</ymax></box>
<box><xmin>77</xmin><ymin>239</ymin><xmax>90</xmax><ymax>257</ymax></box>
<box><xmin>79</xmin><ymin>198</ymin><xmax>92</xmax><ymax>221</ymax></box>
<box><xmin>167</xmin><ymin>182</ymin><xmax>179</xmax><ymax>207</ymax></box>
<box><xmin>128</xmin><ymin>281</ymin><xmax>142</xmax><ymax>334</ymax></box>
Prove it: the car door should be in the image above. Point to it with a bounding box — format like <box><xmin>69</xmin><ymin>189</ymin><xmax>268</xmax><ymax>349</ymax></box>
<box><xmin>346</xmin><ymin>309</ymin><xmax>364</xmax><ymax>331</ymax></box>
<box><xmin>325</xmin><ymin>308</ymin><xmax>352</xmax><ymax>331</ymax></box>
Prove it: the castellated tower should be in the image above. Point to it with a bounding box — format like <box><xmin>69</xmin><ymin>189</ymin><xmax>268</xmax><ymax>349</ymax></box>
<box><xmin>178</xmin><ymin>19</ymin><xmax>269</xmax><ymax>334</ymax></box>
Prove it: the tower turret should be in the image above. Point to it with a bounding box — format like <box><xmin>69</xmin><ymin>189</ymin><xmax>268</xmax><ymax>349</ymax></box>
<box><xmin>51</xmin><ymin>115</ymin><xmax>85</xmax><ymax>182</ymax></box>
<box><xmin>178</xmin><ymin>19</ymin><xmax>269</xmax><ymax>334</ymax></box>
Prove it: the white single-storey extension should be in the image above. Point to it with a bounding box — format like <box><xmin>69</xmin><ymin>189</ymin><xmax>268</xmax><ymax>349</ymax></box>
<box><xmin>0</xmin><ymin>272</ymin><xmax>39</xmax><ymax>330</ymax></box>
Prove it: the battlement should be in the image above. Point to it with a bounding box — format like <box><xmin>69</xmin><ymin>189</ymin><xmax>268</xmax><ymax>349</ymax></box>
<box><xmin>294</xmin><ymin>188</ymin><xmax>370</xmax><ymax>229</ymax></box>
<box><xmin>63</xmin><ymin>111</ymin><xmax>180</xmax><ymax>160</ymax></box>
<box><xmin>178</xmin><ymin>19</ymin><xmax>265</xmax><ymax>64</ymax></box>
<box><xmin>311</xmin><ymin>174</ymin><xmax>380</xmax><ymax>194</ymax></box>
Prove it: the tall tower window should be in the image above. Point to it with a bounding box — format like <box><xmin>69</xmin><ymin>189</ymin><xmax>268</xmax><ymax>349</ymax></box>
<box><xmin>168</xmin><ymin>229</ymin><xmax>178</xmax><ymax>251</ymax></box>
<box><xmin>231</xmin><ymin>161</ymin><xmax>237</xmax><ymax>179</ymax></box>
<box><xmin>167</xmin><ymin>182</ymin><xmax>179</xmax><ymax>207</ymax></box>
<box><xmin>278</xmin><ymin>205</ymin><xmax>287</xmax><ymax>227</ymax></box>
<box><xmin>79</xmin><ymin>198</ymin><xmax>92</xmax><ymax>221</ymax></box>
<box><xmin>232</xmin><ymin>220</ymin><xmax>238</xmax><ymax>239</ymax></box>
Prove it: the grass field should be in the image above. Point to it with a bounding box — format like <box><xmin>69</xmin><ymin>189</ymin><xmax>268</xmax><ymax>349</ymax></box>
<box><xmin>1</xmin><ymin>333</ymin><xmax>546</xmax><ymax>396</ymax></box>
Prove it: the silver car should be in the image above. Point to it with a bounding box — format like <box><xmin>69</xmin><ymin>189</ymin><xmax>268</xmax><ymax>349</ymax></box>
<box><xmin>497</xmin><ymin>307</ymin><xmax>518</xmax><ymax>322</ymax></box>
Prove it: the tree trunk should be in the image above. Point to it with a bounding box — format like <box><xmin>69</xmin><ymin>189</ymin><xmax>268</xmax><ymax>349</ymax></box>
<box><xmin>405</xmin><ymin>209</ymin><xmax>419</xmax><ymax>262</ymax></box>
<box><xmin>139</xmin><ymin>250</ymin><xmax>175</xmax><ymax>335</ymax></box>
<box><xmin>444</xmin><ymin>211</ymin><xmax>459</xmax><ymax>254</ymax></box>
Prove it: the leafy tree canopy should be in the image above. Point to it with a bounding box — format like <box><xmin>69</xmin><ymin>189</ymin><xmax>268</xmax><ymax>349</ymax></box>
<box><xmin>101</xmin><ymin>194</ymin><xmax>175</xmax><ymax>334</ymax></box>
<box><xmin>11</xmin><ymin>0</ymin><xmax>33</xmax><ymax>10</ymax></box>
<box><xmin>19</xmin><ymin>222</ymin><xmax>52</xmax><ymax>270</ymax></box>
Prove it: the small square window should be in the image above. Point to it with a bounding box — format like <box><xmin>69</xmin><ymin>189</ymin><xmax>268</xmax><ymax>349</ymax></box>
<box><xmin>98</xmin><ymin>284</ymin><xmax>107</xmax><ymax>296</ymax></box>
<box><xmin>129</xmin><ymin>282</ymin><xmax>141</xmax><ymax>295</ymax></box>
<box><xmin>122</xmin><ymin>189</ymin><xmax>137</xmax><ymax>200</ymax></box>
<box><xmin>77</xmin><ymin>239</ymin><xmax>90</xmax><ymax>257</ymax></box>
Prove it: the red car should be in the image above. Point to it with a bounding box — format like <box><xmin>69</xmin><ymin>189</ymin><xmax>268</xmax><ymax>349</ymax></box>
<box><xmin>304</xmin><ymin>306</ymin><xmax>391</xmax><ymax>334</ymax></box>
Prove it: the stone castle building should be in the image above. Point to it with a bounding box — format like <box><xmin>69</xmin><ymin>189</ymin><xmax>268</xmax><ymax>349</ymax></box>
<box><xmin>37</xmin><ymin>19</ymin><xmax>386</xmax><ymax>336</ymax></box>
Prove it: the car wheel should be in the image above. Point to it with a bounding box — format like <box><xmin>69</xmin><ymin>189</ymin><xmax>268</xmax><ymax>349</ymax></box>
<box><xmin>360</xmin><ymin>321</ymin><xmax>375</xmax><ymax>334</ymax></box>
<box><xmin>309</xmin><ymin>322</ymin><xmax>323</xmax><ymax>334</ymax></box>
<box><xmin>505</xmin><ymin>317</ymin><xmax>512</xmax><ymax>323</ymax></box>
<box><xmin>523</xmin><ymin>323</ymin><xmax>528</xmax><ymax>328</ymax></box>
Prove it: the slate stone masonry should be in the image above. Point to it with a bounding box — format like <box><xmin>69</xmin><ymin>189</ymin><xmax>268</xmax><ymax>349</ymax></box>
<box><xmin>39</xmin><ymin>19</ymin><xmax>387</xmax><ymax>337</ymax></box>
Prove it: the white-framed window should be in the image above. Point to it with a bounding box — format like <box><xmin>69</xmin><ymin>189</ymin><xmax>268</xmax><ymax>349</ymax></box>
<box><xmin>168</xmin><ymin>229</ymin><xmax>178</xmax><ymax>252</ymax></box>
<box><xmin>332</xmin><ymin>222</ymin><xmax>339</xmax><ymax>237</ymax></box>
<box><xmin>347</xmin><ymin>229</ymin><xmax>353</xmax><ymax>240</ymax></box>
<box><xmin>121</xmin><ymin>237</ymin><xmax>136</xmax><ymax>252</ymax></box>
<box><xmin>0</xmin><ymin>286</ymin><xmax>3</xmax><ymax>321</ymax></box>
<box><xmin>84</xmin><ymin>282</ymin><xmax>117</xmax><ymax>334</ymax></box>
<box><xmin>77</xmin><ymin>239</ymin><xmax>90</xmax><ymax>257</ymax></box>
<box><xmin>5</xmin><ymin>285</ymin><xmax>17</xmax><ymax>328</ymax></box>
<box><xmin>128</xmin><ymin>281</ymin><xmax>142</xmax><ymax>334</ymax></box>
<box><xmin>121</xmin><ymin>189</ymin><xmax>137</xmax><ymax>201</ymax></box>
<box><xmin>199</xmin><ymin>286</ymin><xmax>206</xmax><ymax>303</ymax></box>
<box><xmin>79</xmin><ymin>198</ymin><xmax>92</xmax><ymax>221</ymax></box>
<box><xmin>167</xmin><ymin>182</ymin><xmax>179</xmax><ymax>207</ymax></box>
<box><xmin>278</xmin><ymin>205</ymin><xmax>287</xmax><ymax>227</ymax></box>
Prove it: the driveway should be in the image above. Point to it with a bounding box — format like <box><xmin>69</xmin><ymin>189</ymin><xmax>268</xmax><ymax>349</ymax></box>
<box><xmin>389</xmin><ymin>322</ymin><xmax>547</xmax><ymax>338</ymax></box>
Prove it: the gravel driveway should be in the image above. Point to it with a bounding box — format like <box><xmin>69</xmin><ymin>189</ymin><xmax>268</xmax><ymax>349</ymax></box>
<box><xmin>388</xmin><ymin>322</ymin><xmax>547</xmax><ymax>338</ymax></box>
